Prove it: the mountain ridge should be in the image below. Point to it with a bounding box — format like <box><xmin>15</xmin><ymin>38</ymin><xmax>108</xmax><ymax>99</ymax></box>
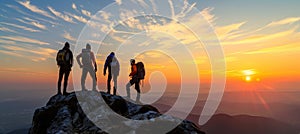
<box><xmin>28</xmin><ymin>91</ymin><xmax>205</xmax><ymax>134</ymax></box>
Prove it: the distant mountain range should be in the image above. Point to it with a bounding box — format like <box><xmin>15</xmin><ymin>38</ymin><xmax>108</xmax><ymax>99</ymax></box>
<box><xmin>201</xmin><ymin>114</ymin><xmax>300</xmax><ymax>134</ymax></box>
<box><xmin>3</xmin><ymin>90</ymin><xmax>300</xmax><ymax>134</ymax></box>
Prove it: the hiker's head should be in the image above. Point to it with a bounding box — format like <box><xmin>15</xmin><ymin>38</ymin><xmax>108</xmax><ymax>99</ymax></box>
<box><xmin>86</xmin><ymin>43</ymin><xmax>91</xmax><ymax>50</ymax></box>
<box><xmin>110</xmin><ymin>52</ymin><xmax>115</xmax><ymax>56</ymax></box>
<box><xmin>64</xmin><ymin>42</ymin><xmax>70</xmax><ymax>49</ymax></box>
<box><xmin>130</xmin><ymin>59</ymin><xmax>135</xmax><ymax>65</ymax></box>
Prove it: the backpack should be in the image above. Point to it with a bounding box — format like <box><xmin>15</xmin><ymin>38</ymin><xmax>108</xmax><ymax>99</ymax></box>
<box><xmin>81</xmin><ymin>49</ymin><xmax>91</xmax><ymax>65</ymax></box>
<box><xmin>56</xmin><ymin>49</ymin><xmax>70</xmax><ymax>66</ymax></box>
<box><xmin>136</xmin><ymin>62</ymin><xmax>145</xmax><ymax>79</ymax></box>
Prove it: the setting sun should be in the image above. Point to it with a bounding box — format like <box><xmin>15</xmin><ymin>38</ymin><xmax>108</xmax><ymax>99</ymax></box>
<box><xmin>245</xmin><ymin>76</ymin><xmax>251</xmax><ymax>82</ymax></box>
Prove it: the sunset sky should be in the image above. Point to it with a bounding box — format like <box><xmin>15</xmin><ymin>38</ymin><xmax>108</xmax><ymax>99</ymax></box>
<box><xmin>0</xmin><ymin>0</ymin><xmax>299</xmax><ymax>94</ymax></box>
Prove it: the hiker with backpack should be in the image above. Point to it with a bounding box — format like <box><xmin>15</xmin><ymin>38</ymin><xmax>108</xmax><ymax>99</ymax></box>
<box><xmin>103</xmin><ymin>52</ymin><xmax>115</xmax><ymax>94</ymax></box>
<box><xmin>56</xmin><ymin>42</ymin><xmax>73</xmax><ymax>95</ymax></box>
<box><xmin>110</xmin><ymin>56</ymin><xmax>120</xmax><ymax>95</ymax></box>
<box><xmin>76</xmin><ymin>44</ymin><xmax>97</xmax><ymax>91</ymax></box>
<box><xmin>126</xmin><ymin>59</ymin><xmax>145</xmax><ymax>102</ymax></box>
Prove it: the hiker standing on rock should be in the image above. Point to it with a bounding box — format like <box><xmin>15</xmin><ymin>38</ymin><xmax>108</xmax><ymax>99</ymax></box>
<box><xmin>56</xmin><ymin>42</ymin><xmax>73</xmax><ymax>95</ymax></box>
<box><xmin>76</xmin><ymin>44</ymin><xmax>97</xmax><ymax>91</ymax></box>
<box><xmin>126</xmin><ymin>59</ymin><xmax>145</xmax><ymax>102</ymax></box>
<box><xmin>110</xmin><ymin>56</ymin><xmax>120</xmax><ymax>95</ymax></box>
<box><xmin>103</xmin><ymin>52</ymin><xmax>115</xmax><ymax>94</ymax></box>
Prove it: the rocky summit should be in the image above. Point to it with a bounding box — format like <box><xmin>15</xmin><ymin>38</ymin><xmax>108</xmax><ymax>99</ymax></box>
<box><xmin>29</xmin><ymin>91</ymin><xmax>205</xmax><ymax>134</ymax></box>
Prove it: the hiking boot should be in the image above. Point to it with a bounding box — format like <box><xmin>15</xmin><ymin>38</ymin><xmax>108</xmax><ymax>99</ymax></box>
<box><xmin>106</xmin><ymin>89</ymin><xmax>110</xmax><ymax>94</ymax></box>
<box><xmin>63</xmin><ymin>92</ymin><xmax>70</xmax><ymax>96</ymax></box>
<box><xmin>113</xmin><ymin>87</ymin><xmax>117</xmax><ymax>95</ymax></box>
<box><xmin>57</xmin><ymin>91</ymin><xmax>62</xmax><ymax>95</ymax></box>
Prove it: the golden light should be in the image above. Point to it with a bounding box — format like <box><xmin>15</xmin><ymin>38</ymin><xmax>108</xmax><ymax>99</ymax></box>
<box><xmin>242</xmin><ymin>69</ymin><xmax>257</xmax><ymax>82</ymax></box>
<box><xmin>245</xmin><ymin>76</ymin><xmax>251</xmax><ymax>82</ymax></box>
<box><xmin>242</xmin><ymin>70</ymin><xmax>256</xmax><ymax>76</ymax></box>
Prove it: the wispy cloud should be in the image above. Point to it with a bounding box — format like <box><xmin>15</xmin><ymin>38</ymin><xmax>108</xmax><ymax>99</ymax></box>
<box><xmin>81</xmin><ymin>9</ymin><xmax>91</xmax><ymax>18</ymax></box>
<box><xmin>0</xmin><ymin>39</ymin><xmax>16</xmax><ymax>45</ymax></box>
<box><xmin>215</xmin><ymin>22</ymin><xmax>246</xmax><ymax>40</ymax></box>
<box><xmin>62</xmin><ymin>31</ymin><xmax>76</xmax><ymax>42</ymax></box>
<box><xmin>66</xmin><ymin>12</ymin><xmax>88</xmax><ymax>23</ymax></box>
<box><xmin>0</xmin><ymin>45</ymin><xmax>56</xmax><ymax>62</ymax></box>
<box><xmin>48</xmin><ymin>6</ymin><xmax>75</xmax><ymax>23</ymax></box>
<box><xmin>222</xmin><ymin>28</ymin><xmax>296</xmax><ymax>46</ymax></box>
<box><xmin>200</xmin><ymin>7</ymin><xmax>216</xmax><ymax>25</ymax></box>
<box><xmin>0</xmin><ymin>22</ymin><xmax>40</xmax><ymax>32</ymax></box>
<box><xmin>0</xmin><ymin>36</ymin><xmax>49</xmax><ymax>45</ymax></box>
<box><xmin>17</xmin><ymin>1</ymin><xmax>55</xmax><ymax>20</ymax></box>
<box><xmin>115</xmin><ymin>0</ymin><xmax>122</xmax><ymax>5</ymax></box>
<box><xmin>72</xmin><ymin>3</ymin><xmax>77</xmax><ymax>11</ymax></box>
<box><xmin>0</xmin><ymin>27</ymin><xmax>18</xmax><ymax>34</ymax></box>
<box><xmin>266</xmin><ymin>17</ymin><xmax>300</xmax><ymax>27</ymax></box>
<box><xmin>16</xmin><ymin>18</ymin><xmax>47</xmax><ymax>30</ymax></box>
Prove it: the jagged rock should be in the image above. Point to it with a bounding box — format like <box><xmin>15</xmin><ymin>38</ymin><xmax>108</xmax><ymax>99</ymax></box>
<box><xmin>29</xmin><ymin>91</ymin><xmax>205</xmax><ymax>134</ymax></box>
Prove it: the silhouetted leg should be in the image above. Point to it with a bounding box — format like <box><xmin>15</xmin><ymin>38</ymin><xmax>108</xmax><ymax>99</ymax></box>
<box><xmin>126</xmin><ymin>82</ymin><xmax>132</xmax><ymax>98</ymax></box>
<box><xmin>135</xmin><ymin>79</ymin><xmax>141</xmax><ymax>102</ymax></box>
<box><xmin>88</xmin><ymin>67</ymin><xmax>97</xmax><ymax>91</ymax></box>
<box><xmin>81</xmin><ymin>68</ymin><xmax>88</xmax><ymax>90</ymax></box>
<box><xmin>113</xmin><ymin>74</ymin><xmax>117</xmax><ymax>95</ymax></box>
<box><xmin>63</xmin><ymin>70</ymin><xmax>70</xmax><ymax>95</ymax></box>
<box><xmin>107</xmin><ymin>73</ymin><xmax>112</xmax><ymax>94</ymax></box>
<box><xmin>136</xmin><ymin>92</ymin><xmax>140</xmax><ymax>102</ymax></box>
<box><xmin>57</xmin><ymin>68</ymin><xmax>64</xmax><ymax>94</ymax></box>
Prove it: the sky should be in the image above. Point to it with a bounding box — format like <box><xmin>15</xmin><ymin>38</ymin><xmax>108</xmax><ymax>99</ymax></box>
<box><xmin>0</xmin><ymin>0</ymin><xmax>300</xmax><ymax>94</ymax></box>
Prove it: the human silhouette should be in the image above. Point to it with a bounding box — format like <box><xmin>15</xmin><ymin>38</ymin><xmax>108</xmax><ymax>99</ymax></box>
<box><xmin>56</xmin><ymin>42</ymin><xmax>73</xmax><ymax>95</ymax></box>
<box><xmin>76</xmin><ymin>44</ymin><xmax>97</xmax><ymax>91</ymax></box>
<box><xmin>110</xmin><ymin>56</ymin><xmax>120</xmax><ymax>95</ymax></box>
<box><xmin>126</xmin><ymin>59</ymin><xmax>141</xmax><ymax>102</ymax></box>
<box><xmin>103</xmin><ymin>52</ymin><xmax>115</xmax><ymax>94</ymax></box>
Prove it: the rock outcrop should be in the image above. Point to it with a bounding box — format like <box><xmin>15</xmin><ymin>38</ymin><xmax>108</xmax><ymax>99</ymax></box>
<box><xmin>29</xmin><ymin>91</ymin><xmax>204</xmax><ymax>134</ymax></box>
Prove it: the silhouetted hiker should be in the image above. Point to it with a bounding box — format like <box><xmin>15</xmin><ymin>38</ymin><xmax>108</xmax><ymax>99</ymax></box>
<box><xmin>126</xmin><ymin>59</ymin><xmax>145</xmax><ymax>102</ymax></box>
<box><xmin>110</xmin><ymin>56</ymin><xmax>120</xmax><ymax>95</ymax></box>
<box><xmin>56</xmin><ymin>42</ymin><xmax>73</xmax><ymax>95</ymax></box>
<box><xmin>103</xmin><ymin>52</ymin><xmax>115</xmax><ymax>94</ymax></box>
<box><xmin>76</xmin><ymin>44</ymin><xmax>97</xmax><ymax>91</ymax></box>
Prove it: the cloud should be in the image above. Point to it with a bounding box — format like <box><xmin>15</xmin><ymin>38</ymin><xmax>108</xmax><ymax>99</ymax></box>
<box><xmin>266</xmin><ymin>17</ymin><xmax>300</xmax><ymax>27</ymax></box>
<box><xmin>72</xmin><ymin>3</ymin><xmax>77</xmax><ymax>10</ymax></box>
<box><xmin>215</xmin><ymin>22</ymin><xmax>246</xmax><ymax>39</ymax></box>
<box><xmin>115</xmin><ymin>0</ymin><xmax>122</xmax><ymax>5</ymax></box>
<box><xmin>0</xmin><ymin>36</ymin><xmax>49</xmax><ymax>45</ymax></box>
<box><xmin>81</xmin><ymin>9</ymin><xmax>91</xmax><ymax>18</ymax></box>
<box><xmin>222</xmin><ymin>28</ymin><xmax>295</xmax><ymax>46</ymax></box>
<box><xmin>48</xmin><ymin>6</ymin><xmax>75</xmax><ymax>23</ymax></box>
<box><xmin>16</xmin><ymin>18</ymin><xmax>47</xmax><ymax>30</ymax></box>
<box><xmin>0</xmin><ymin>27</ymin><xmax>18</xmax><ymax>33</ymax></box>
<box><xmin>66</xmin><ymin>12</ymin><xmax>88</xmax><ymax>23</ymax></box>
<box><xmin>31</xmin><ymin>21</ymin><xmax>47</xmax><ymax>30</ymax></box>
<box><xmin>0</xmin><ymin>22</ymin><xmax>40</xmax><ymax>32</ymax></box>
<box><xmin>244</xmin><ymin>43</ymin><xmax>300</xmax><ymax>55</ymax></box>
<box><xmin>200</xmin><ymin>7</ymin><xmax>216</xmax><ymax>25</ymax></box>
<box><xmin>17</xmin><ymin>1</ymin><xmax>55</xmax><ymax>20</ymax></box>
<box><xmin>62</xmin><ymin>31</ymin><xmax>77</xmax><ymax>42</ymax></box>
<box><xmin>0</xmin><ymin>39</ymin><xmax>16</xmax><ymax>45</ymax></box>
<box><xmin>0</xmin><ymin>45</ymin><xmax>56</xmax><ymax>62</ymax></box>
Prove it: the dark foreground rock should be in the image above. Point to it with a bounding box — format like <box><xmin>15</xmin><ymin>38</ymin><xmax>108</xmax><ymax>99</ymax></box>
<box><xmin>29</xmin><ymin>91</ymin><xmax>205</xmax><ymax>134</ymax></box>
